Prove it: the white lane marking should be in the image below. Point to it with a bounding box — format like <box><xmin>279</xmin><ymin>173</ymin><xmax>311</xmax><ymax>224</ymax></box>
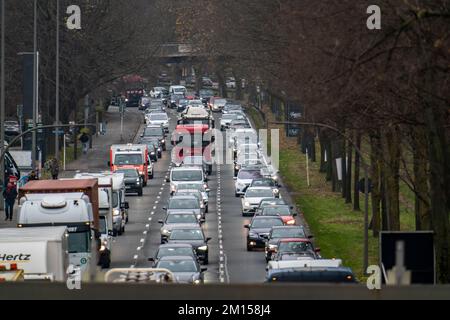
<box><xmin>145</xmin><ymin>224</ymin><xmax>150</xmax><ymax>228</ymax></box>
<box><xmin>140</xmin><ymin>238</ymin><xmax>145</xmax><ymax>243</ymax></box>
<box><xmin>219</xmin><ymin>256</ymin><xmax>224</xmax><ymax>262</ymax></box>
<box><xmin>143</xmin><ymin>231</ymin><xmax>148</xmax><ymax>235</ymax></box>
<box><xmin>220</xmin><ymin>251</ymin><xmax>223</xmax><ymax>255</ymax></box>
<box><xmin>153</xmin><ymin>206</ymin><xmax>157</xmax><ymax>210</ymax></box>
<box><xmin>155</xmin><ymin>201</ymin><xmax>159</xmax><ymax>204</ymax></box>
<box><xmin>219</xmin><ymin>244</ymin><xmax>223</xmax><ymax>250</ymax></box>
<box><xmin>137</xmin><ymin>247</ymin><xmax>142</xmax><ymax>251</ymax></box>
<box><xmin>160</xmin><ymin>187</ymin><xmax>164</xmax><ymax>191</ymax></box>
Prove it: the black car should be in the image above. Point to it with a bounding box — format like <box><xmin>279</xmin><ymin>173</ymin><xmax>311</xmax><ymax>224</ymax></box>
<box><xmin>170</xmin><ymin>94</ymin><xmax>185</xmax><ymax>109</ymax></box>
<box><xmin>115</xmin><ymin>168</ymin><xmax>143</xmax><ymax>196</ymax></box>
<box><xmin>166</xmin><ymin>226</ymin><xmax>211</xmax><ymax>264</ymax></box>
<box><xmin>142</xmin><ymin>125</ymin><xmax>166</xmax><ymax>150</ymax></box>
<box><xmin>198</xmin><ymin>89</ymin><xmax>214</xmax><ymax>105</ymax></box>
<box><xmin>264</xmin><ymin>226</ymin><xmax>309</xmax><ymax>262</ymax></box>
<box><xmin>177</xmin><ymin>99</ymin><xmax>189</xmax><ymax>113</ymax></box>
<box><xmin>149</xmin><ymin>243</ymin><xmax>198</xmax><ymax>267</ymax></box>
<box><xmin>244</xmin><ymin>216</ymin><xmax>284</xmax><ymax>251</ymax></box>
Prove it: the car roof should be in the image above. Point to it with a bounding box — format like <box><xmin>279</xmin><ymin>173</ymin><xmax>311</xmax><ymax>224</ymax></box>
<box><xmin>278</xmin><ymin>238</ymin><xmax>312</xmax><ymax>243</ymax></box>
<box><xmin>252</xmin><ymin>215</ymin><xmax>283</xmax><ymax>221</ymax></box>
<box><xmin>271</xmin><ymin>225</ymin><xmax>304</xmax><ymax>230</ymax></box>
<box><xmin>169</xmin><ymin>225</ymin><xmax>203</xmax><ymax>231</ymax></box>
<box><xmin>158</xmin><ymin>243</ymin><xmax>194</xmax><ymax>249</ymax></box>
<box><xmin>166</xmin><ymin>211</ymin><xmax>197</xmax><ymax>215</ymax></box>
<box><xmin>158</xmin><ymin>255</ymin><xmax>197</xmax><ymax>262</ymax></box>
<box><xmin>170</xmin><ymin>195</ymin><xmax>198</xmax><ymax>200</ymax></box>
<box><xmin>246</xmin><ymin>186</ymin><xmax>275</xmax><ymax>191</ymax></box>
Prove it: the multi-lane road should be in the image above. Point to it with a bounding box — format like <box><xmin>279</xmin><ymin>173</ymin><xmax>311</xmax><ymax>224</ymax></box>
<box><xmin>75</xmin><ymin>107</ymin><xmax>307</xmax><ymax>284</ymax></box>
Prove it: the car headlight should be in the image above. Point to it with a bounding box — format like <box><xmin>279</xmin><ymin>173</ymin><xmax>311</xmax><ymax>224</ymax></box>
<box><xmin>162</xmin><ymin>229</ymin><xmax>171</xmax><ymax>235</ymax></box>
<box><xmin>197</xmin><ymin>214</ymin><xmax>202</xmax><ymax>220</ymax></box>
<box><xmin>113</xmin><ymin>208</ymin><xmax>120</xmax><ymax>216</ymax></box>
<box><xmin>100</xmin><ymin>245</ymin><xmax>106</xmax><ymax>252</ymax></box>
<box><xmin>273</xmin><ymin>189</ymin><xmax>279</xmax><ymax>194</ymax></box>
<box><xmin>171</xmin><ymin>185</ymin><xmax>177</xmax><ymax>192</ymax></box>
<box><xmin>272</xmin><ymin>175</ymin><xmax>278</xmax><ymax>181</ymax></box>
<box><xmin>268</xmin><ymin>244</ymin><xmax>277</xmax><ymax>250</ymax></box>
<box><xmin>203</xmin><ymin>183</ymin><xmax>208</xmax><ymax>189</ymax></box>
<box><xmin>197</xmin><ymin>246</ymin><xmax>208</xmax><ymax>251</ymax></box>
<box><xmin>193</xmin><ymin>279</ymin><xmax>201</xmax><ymax>285</ymax></box>
<box><xmin>136</xmin><ymin>178</ymin><xmax>140</xmax><ymax>183</ymax></box>
<box><xmin>200</xmin><ymin>203</ymin><xmax>204</xmax><ymax>209</ymax></box>
<box><xmin>161</xmin><ymin>139</ymin><xmax>165</xmax><ymax>143</ymax></box>
<box><xmin>244</xmin><ymin>201</ymin><xmax>250</xmax><ymax>207</ymax></box>
<box><xmin>286</xmin><ymin>219</ymin><xmax>296</xmax><ymax>225</ymax></box>
<box><xmin>157</xmin><ymin>148</ymin><xmax>161</xmax><ymax>152</ymax></box>
<box><xmin>151</xmin><ymin>152</ymin><xmax>156</xmax><ymax>155</ymax></box>
<box><xmin>235</xmin><ymin>165</ymin><xmax>240</xmax><ymax>170</ymax></box>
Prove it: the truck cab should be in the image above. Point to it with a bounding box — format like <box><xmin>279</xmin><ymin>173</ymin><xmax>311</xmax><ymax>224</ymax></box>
<box><xmin>18</xmin><ymin>193</ymin><xmax>93</xmax><ymax>273</ymax></box>
<box><xmin>110</xmin><ymin>144</ymin><xmax>150</xmax><ymax>186</ymax></box>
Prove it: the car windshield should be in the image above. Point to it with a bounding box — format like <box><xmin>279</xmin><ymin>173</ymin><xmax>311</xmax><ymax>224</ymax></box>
<box><xmin>141</xmin><ymin>98</ymin><xmax>151</xmax><ymax>105</ymax></box>
<box><xmin>166</xmin><ymin>214</ymin><xmax>198</xmax><ymax>224</ymax></box>
<box><xmin>252</xmin><ymin>179</ymin><xmax>276</xmax><ymax>187</ymax></box>
<box><xmin>168</xmin><ymin>199</ymin><xmax>199</xmax><ymax>210</ymax></box>
<box><xmin>222</xmin><ymin>114</ymin><xmax>237</xmax><ymax>120</ymax></box>
<box><xmin>246</xmin><ymin>189</ymin><xmax>275</xmax><ymax>198</ymax></box>
<box><xmin>68</xmin><ymin>231</ymin><xmax>91</xmax><ymax>253</ymax></box>
<box><xmin>238</xmin><ymin>170</ymin><xmax>262</xmax><ymax>179</ymax></box>
<box><xmin>114</xmin><ymin>153</ymin><xmax>143</xmax><ymax>165</ymax></box>
<box><xmin>260</xmin><ymin>199</ymin><xmax>286</xmax><ymax>207</ymax></box>
<box><xmin>252</xmin><ymin>218</ymin><xmax>284</xmax><ymax>229</ymax></box>
<box><xmin>172</xmin><ymin>170</ymin><xmax>203</xmax><ymax>181</ymax></box>
<box><xmin>158</xmin><ymin>260</ymin><xmax>197</xmax><ymax>273</ymax></box>
<box><xmin>169</xmin><ymin>229</ymin><xmax>204</xmax><ymax>240</ymax></box>
<box><xmin>215</xmin><ymin>99</ymin><xmax>227</xmax><ymax>105</ymax></box>
<box><xmin>183</xmin><ymin>157</ymin><xmax>203</xmax><ymax>165</ymax></box>
<box><xmin>278</xmin><ymin>241</ymin><xmax>314</xmax><ymax>253</ymax></box>
<box><xmin>177</xmin><ymin>183</ymin><xmax>205</xmax><ymax>192</ymax></box>
<box><xmin>271</xmin><ymin>228</ymin><xmax>306</xmax><ymax>239</ymax></box>
<box><xmin>226</xmin><ymin>105</ymin><xmax>242</xmax><ymax>110</ymax></box>
<box><xmin>200</xmin><ymin>90</ymin><xmax>213</xmax><ymax>96</ymax></box>
<box><xmin>157</xmin><ymin>247</ymin><xmax>194</xmax><ymax>259</ymax></box>
<box><xmin>150</xmin><ymin>114</ymin><xmax>168</xmax><ymax>121</ymax></box>
<box><xmin>144</xmin><ymin>127</ymin><xmax>163</xmax><ymax>136</ymax></box>
<box><xmin>262</xmin><ymin>206</ymin><xmax>291</xmax><ymax>216</ymax></box>
<box><xmin>116</xmin><ymin>169</ymin><xmax>139</xmax><ymax>178</ymax></box>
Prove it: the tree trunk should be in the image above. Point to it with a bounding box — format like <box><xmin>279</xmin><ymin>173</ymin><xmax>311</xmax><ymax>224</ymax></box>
<box><xmin>413</xmin><ymin>125</ymin><xmax>431</xmax><ymax>230</ymax></box>
<box><xmin>346</xmin><ymin>138</ymin><xmax>353</xmax><ymax>204</ymax></box>
<box><xmin>341</xmin><ymin>138</ymin><xmax>347</xmax><ymax>199</ymax></box>
<box><xmin>382</xmin><ymin>127</ymin><xmax>401</xmax><ymax>231</ymax></box>
<box><xmin>370</xmin><ymin>135</ymin><xmax>381</xmax><ymax>236</ymax></box>
<box><xmin>319</xmin><ymin>130</ymin><xmax>327</xmax><ymax>173</ymax></box>
<box><xmin>353</xmin><ymin>133</ymin><xmax>361</xmax><ymax>211</ymax></box>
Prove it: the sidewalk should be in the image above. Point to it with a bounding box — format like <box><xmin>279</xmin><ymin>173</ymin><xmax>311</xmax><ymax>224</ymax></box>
<box><xmin>0</xmin><ymin>107</ymin><xmax>143</xmax><ymax>229</ymax></box>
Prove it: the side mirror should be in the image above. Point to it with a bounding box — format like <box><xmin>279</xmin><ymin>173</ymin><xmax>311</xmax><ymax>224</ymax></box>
<box><xmin>200</xmin><ymin>218</ymin><xmax>206</xmax><ymax>224</ymax></box>
<box><xmin>204</xmin><ymin>177</ymin><xmax>209</xmax><ymax>182</ymax></box>
<box><xmin>244</xmin><ymin>225</ymin><xmax>250</xmax><ymax>229</ymax></box>
<box><xmin>205</xmin><ymin>188</ymin><xmax>211</xmax><ymax>193</ymax></box>
<box><xmin>109</xmin><ymin>230</ymin><xmax>116</xmax><ymax>237</ymax></box>
<box><xmin>211</xmin><ymin>136</ymin><xmax>215</xmax><ymax>143</ymax></box>
<box><xmin>206</xmin><ymin>237</ymin><xmax>212</xmax><ymax>243</ymax></box>
<box><xmin>162</xmin><ymin>207</ymin><xmax>167</xmax><ymax>211</ymax></box>
<box><xmin>121</xmin><ymin>202</ymin><xmax>129</xmax><ymax>210</ymax></box>
<box><xmin>158</xmin><ymin>220</ymin><xmax>164</xmax><ymax>224</ymax></box>
<box><xmin>290</xmin><ymin>206</ymin><xmax>294</xmax><ymax>210</ymax></box>
<box><xmin>148</xmin><ymin>258</ymin><xmax>155</xmax><ymax>262</ymax></box>
<box><xmin>240</xmin><ymin>194</ymin><xmax>244</xmax><ymax>198</ymax></box>
<box><xmin>315</xmin><ymin>248</ymin><xmax>321</xmax><ymax>253</ymax></box>
<box><xmin>201</xmin><ymin>267</ymin><xmax>207</xmax><ymax>272</ymax></box>
<box><xmin>107</xmin><ymin>161</ymin><xmax>111</xmax><ymax>167</ymax></box>
<box><xmin>293</xmin><ymin>212</ymin><xmax>298</xmax><ymax>217</ymax></box>
<box><xmin>308</xmin><ymin>235</ymin><xmax>314</xmax><ymax>239</ymax></box>
<box><xmin>166</xmin><ymin>177</ymin><xmax>170</xmax><ymax>183</ymax></box>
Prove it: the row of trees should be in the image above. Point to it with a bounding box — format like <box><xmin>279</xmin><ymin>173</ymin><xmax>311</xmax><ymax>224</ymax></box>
<box><xmin>176</xmin><ymin>0</ymin><xmax>450</xmax><ymax>283</ymax></box>
<box><xmin>4</xmin><ymin>0</ymin><xmax>174</xmax><ymax>132</ymax></box>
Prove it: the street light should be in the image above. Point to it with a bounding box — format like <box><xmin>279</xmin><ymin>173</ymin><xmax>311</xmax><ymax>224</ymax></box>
<box><xmin>55</xmin><ymin>0</ymin><xmax>60</xmax><ymax>160</ymax></box>
<box><xmin>271</xmin><ymin>120</ymin><xmax>371</xmax><ymax>273</ymax></box>
<box><xmin>1</xmin><ymin>0</ymin><xmax>5</xmax><ymax>208</ymax></box>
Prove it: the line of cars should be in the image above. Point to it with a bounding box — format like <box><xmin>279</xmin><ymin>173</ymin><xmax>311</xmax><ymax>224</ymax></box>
<box><xmin>216</xmin><ymin>104</ymin><xmax>357</xmax><ymax>284</ymax></box>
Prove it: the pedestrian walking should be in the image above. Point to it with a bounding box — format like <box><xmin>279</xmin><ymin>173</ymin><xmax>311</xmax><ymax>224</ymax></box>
<box><xmin>3</xmin><ymin>181</ymin><xmax>18</xmax><ymax>221</ymax></box>
<box><xmin>80</xmin><ymin>132</ymin><xmax>90</xmax><ymax>154</ymax></box>
<box><xmin>49</xmin><ymin>158</ymin><xmax>60</xmax><ymax>180</ymax></box>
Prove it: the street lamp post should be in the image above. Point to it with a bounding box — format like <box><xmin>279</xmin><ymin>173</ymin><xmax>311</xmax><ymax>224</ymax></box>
<box><xmin>1</xmin><ymin>0</ymin><xmax>5</xmax><ymax>210</ymax></box>
<box><xmin>32</xmin><ymin>0</ymin><xmax>38</xmax><ymax>170</ymax></box>
<box><xmin>271</xmin><ymin>120</ymin><xmax>371</xmax><ymax>273</ymax></box>
<box><xmin>55</xmin><ymin>0</ymin><xmax>60</xmax><ymax>160</ymax></box>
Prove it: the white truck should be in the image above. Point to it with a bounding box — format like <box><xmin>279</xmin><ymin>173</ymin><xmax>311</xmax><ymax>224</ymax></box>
<box><xmin>17</xmin><ymin>193</ymin><xmax>96</xmax><ymax>272</ymax></box>
<box><xmin>0</xmin><ymin>227</ymin><xmax>69</xmax><ymax>282</ymax></box>
<box><xmin>74</xmin><ymin>172</ymin><xmax>129</xmax><ymax>236</ymax></box>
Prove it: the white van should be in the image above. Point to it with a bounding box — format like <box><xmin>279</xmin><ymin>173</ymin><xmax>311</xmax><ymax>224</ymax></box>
<box><xmin>167</xmin><ymin>167</ymin><xmax>206</xmax><ymax>195</ymax></box>
<box><xmin>169</xmin><ymin>85</ymin><xmax>187</xmax><ymax>95</ymax></box>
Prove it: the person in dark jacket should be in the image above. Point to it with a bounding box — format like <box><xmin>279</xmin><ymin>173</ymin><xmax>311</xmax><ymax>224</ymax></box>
<box><xmin>49</xmin><ymin>158</ymin><xmax>60</xmax><ymax>180</ymax></box>
<box><xmin>80</xmin><ymin>132</ymin><xmax>90</xmax><ymax>154</ymax></box>
<box><xmin>3</xmin><ymin>182</ymin><xmax>18</xmax><ymax>221</ymax></box>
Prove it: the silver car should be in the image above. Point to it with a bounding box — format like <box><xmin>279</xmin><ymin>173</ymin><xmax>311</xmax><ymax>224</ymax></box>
<box><xmin>241</xmin><ymin>187</ymin><xmax>278</xmax><ymax>216</ymax></box>
<box><xmin>163</xmin><ymin>195</ymin><xmax>205</xmax><ymax>220</ymax></box>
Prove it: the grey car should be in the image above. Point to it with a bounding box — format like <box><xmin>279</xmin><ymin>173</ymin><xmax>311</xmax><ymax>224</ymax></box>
<box><xmin>166</xmin><ymin>226</ymin><xmax>211</xmax><ymax>264</ymax></box>
<box><xmin>149</xmin><ymin>243</ymin><xmax>198</xmax><ymax>267</ymax></box>
<box><xmin>174</xmin><ymin>190</ymin><xmax>208</xmax><ymax>213</ymax></box>
<box><xmin>156</xmin><ymin>256</ymin><xmax>207</xmax><ymax>284</ymax></box>
<box><xmin>159</xmin><ymin>213</ymin><xmax>204</xmax><ymax>243</ymax></box>
<box><xmin>164</xmin><ymin>195</ymin><xmax>205</xmax><ymax>220</ymax></box>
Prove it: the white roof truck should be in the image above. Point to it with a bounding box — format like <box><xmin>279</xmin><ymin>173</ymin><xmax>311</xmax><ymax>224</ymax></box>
<box><xmin>17</xmin><ymin>193</ymin><xmax>94</xmax><ymax>274</ymax></box>
<box><xmin>0</xmin><ymin>227</ymin><xmax>69</xmax><ymax>282</ymax></box>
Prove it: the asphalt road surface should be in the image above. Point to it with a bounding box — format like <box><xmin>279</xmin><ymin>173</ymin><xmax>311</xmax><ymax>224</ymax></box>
<box><xmin>67</xmin><ymin>106</ymin><xmax>307</xmax><ymax>284</ymax></box>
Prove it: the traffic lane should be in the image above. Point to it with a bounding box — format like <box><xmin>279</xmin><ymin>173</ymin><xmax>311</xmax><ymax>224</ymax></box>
<box><xmin>220</xmin><ymin>163</ymin><xmax>268</xmax><ymax>283</ymax></box>
<box><xmin>111</xmin><ymin>107</ymin><xmax>175</xmax><ymax>268</ymax></box>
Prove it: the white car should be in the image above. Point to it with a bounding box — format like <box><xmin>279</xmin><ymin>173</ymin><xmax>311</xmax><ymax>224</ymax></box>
<box><xmin>241</xmin><ymin>187</ymin><xmax>278</xmax><ymax>216</ymax></box>
<box><xmin>234</xmin><ymin>167</ymin><xmax>263</xmax><ymax>197</ymax></box>
<box><xmin>169</xmin><ymin>85</ymin><xmax>187</xmax><ymax>95</ymax></box>
<box><xmin>146</xmin><ymin>113</ymin><xmax>169</xmax><ymax>133</ymax></box>
<box><xmin>167</xmin><ymin>167</ymin><xmax>206</xmax><ymax>195</ymax></box>
<box><xmin>235</xmin><ymin>143</ymin><xmax>260</xmax><ymax>159</ymax></box>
